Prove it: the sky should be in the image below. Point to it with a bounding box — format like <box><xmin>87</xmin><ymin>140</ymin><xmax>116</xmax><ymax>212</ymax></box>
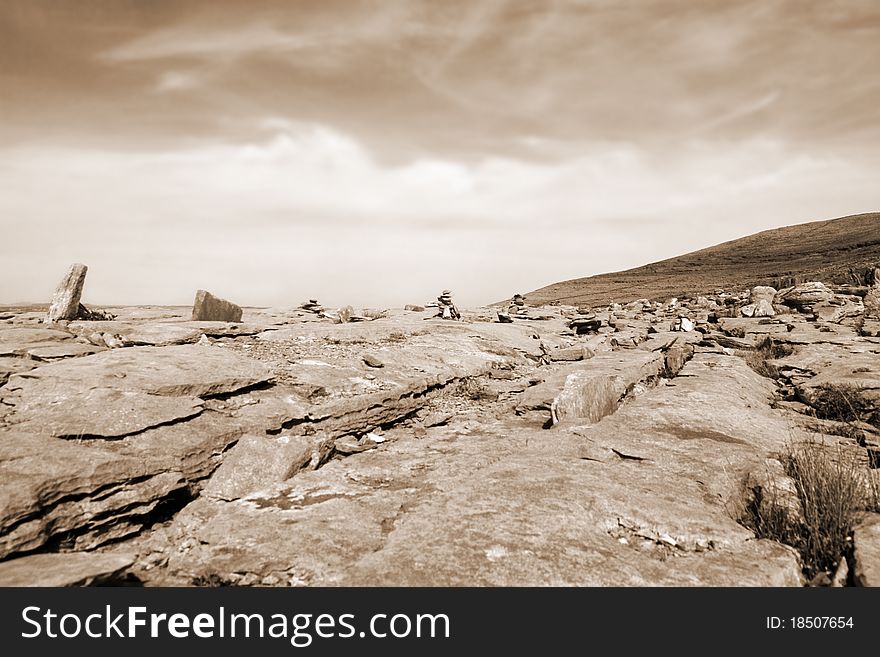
<box><xmin>2</xmin><ymin>0</ymin><xmax>879</xmax><ymax>307</ymax></box>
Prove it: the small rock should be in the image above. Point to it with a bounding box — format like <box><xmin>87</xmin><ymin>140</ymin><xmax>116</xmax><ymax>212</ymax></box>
<box><xmin>404</xmin><ymin>304</ymin><xmax>426</xmax><ymax>312</ymax></box>
<box><xmin>362</xmin><ymin>354</ymin><xmax>385</xmax><ymax>368</ymax></box>
<box><xmin>102</xmin><ymin>332</ymin><xmax>125</xmax><ymax>349</ymax></box>
<box><xmin>550</xmin><ymin>346</ymin><xmax>595</xmax><ymax>362</ymax></box>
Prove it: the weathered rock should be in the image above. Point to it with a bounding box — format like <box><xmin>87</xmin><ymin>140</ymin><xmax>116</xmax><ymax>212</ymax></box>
<box><xmin>550</xmin><ymin>351</ymin><xmax>665</xmax><ymax>425</ymax></box>
<box><xmin>549</xmin><ymin>346</ymin><xmax>594</xmax><ymax>362</ymax></box>
<box><xmin>0</xmin><ymin>552</ymin><xmax>135</xmax><ymax>586</ymax></box>
<box><xmin>26</xmin><ymin>343</ymin><xmax>105</xmax><ymax>361</ymax></box>
<box><xmin>750</xmin><ymin>286</ymin><xmax>777</xmax><ymax>305</ymax></box>
<box><xmin>404</xmin><ymin>305</ymin><xmax>425</xmax><ymax>312</ymax></box>
<box><xmin>191</xmin><ymin>289</ymin><xmax>243</xmax><ymax>323</ymax></box>
<box><xmin>663</xmin><ymin>339</ymin><xmax>695</xmax><ymax>377</ymax></box>
<box><xmin>10</xmin><ymin>388</ymin><xmax>204</xmax><ymax>438</ymax></box>
<box><xmin>778</xmin><ymin>282</ymin><xmax>834</xmax><ymax>310</ymax></box>
<box><xmin>362</xmin><ymin>354</ymin><xmax>385</xmax><ymax>368</ymax></box>
<box><xmin>2</xmin><ymin>344</ymin><xmax>272</xmax><ymax>401</ymax></box>
<box><xmin>742</xmin><ymin>299</ymin><xmax>776</xmax><ymax>318</ymax></box>
<box><xmin>163</xmin><ymin>353</ymin><xmax>803</xmax><ymax>586</ymax></box>
<box><xmin>0</xmin><ymin>326</ymin><xmax>74</xmax><ymax>356</ymax></box>
<box><xmin>203</xmin><ymin>434</ymin><xmax>332</xmax><ymax>501</ymax></box>
<box><xmin>853</xmin><ymin>513</ymin><xmax>880</xmax><ymax>586</ymax></box>
<box><xmin>45</xmin><ymin>263</ymin><xmax>88</xmax><ymax>323</ymax></box>
<box><xmin>865</xmin><ymin>288</ymin><xmax>880</xmax><ymax>318</ymax></box>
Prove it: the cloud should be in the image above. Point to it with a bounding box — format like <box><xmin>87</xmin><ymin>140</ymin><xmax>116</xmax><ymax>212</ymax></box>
<box><xmin>2</xmin><ymin>125</ymin><xmax>878</xmax><ymax>306</ymax></box>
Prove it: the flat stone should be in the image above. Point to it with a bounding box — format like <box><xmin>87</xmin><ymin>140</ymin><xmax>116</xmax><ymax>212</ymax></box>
<box><xmin>550</xmin><ymin>346</ymin><xmax>594</xmax><ymax>362</ymax></box>
<box><xmin>0</xmin><ymin>551</ymin><xmax>135</xmax><ymax>586</ymax></box>
<box><xmin>203</xmin><ymin>434</ymin><xmax>332</xmax><ymax>501</ymax></box>
<box><xmin>45</xmin><ymin>263</ymin><xmax>88</xmax><ymax>323</ymax></box>
<box><xmin>2</xmin><ymin>344</ymin><xmax>273</xmax><ymax>400</ymax></box>
<box><xmin>192</xmin><ymin>289</ymin><xmax>243</xmax><ymax>322</ymax></box>
<box><xmin>10</xmin><ymin>388</ymin><xmax>204</xmax><ymax>438</ymax></box>
<box><xmin>26</xmin><ymin>343</ymin><xmax>106</xmax><ymax>360</ymax></box>
<box><xmin>163</xmin><ymin>353</ymin><xmax>803</xmax><ymax>586</ymax></box>
<box><xmin>0</xmin><ymin>326</ymin><xmax>74</xmax><ymax>356</ymax></box>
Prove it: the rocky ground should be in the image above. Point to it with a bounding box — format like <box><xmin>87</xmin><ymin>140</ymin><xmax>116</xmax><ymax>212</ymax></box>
<box><xmin>1</xmin><ymin>281</ymin><xmax>879</xmax><ymax>587</ymax></box>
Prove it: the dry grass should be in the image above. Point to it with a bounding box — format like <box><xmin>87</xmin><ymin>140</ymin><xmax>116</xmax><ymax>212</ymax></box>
<box><xmin>808</xmin><ymin>383</ymin><xmax>878</xmax><ymax>428</ymax></box>
<box><xmin>785</xmin><ymin>440</ymin><xmax>866</xmax><ymax>576</ymax></box>
<box><xmin>740</xmin><ymin>336</ymin><xmax>795</xmax><ymax>380</ymax></box>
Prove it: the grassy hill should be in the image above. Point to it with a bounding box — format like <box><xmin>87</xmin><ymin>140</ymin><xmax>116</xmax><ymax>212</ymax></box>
<box><xmin>524</xmin><ymin>212</ymin><xmax>880</xmax><ymax>307</ymax></box>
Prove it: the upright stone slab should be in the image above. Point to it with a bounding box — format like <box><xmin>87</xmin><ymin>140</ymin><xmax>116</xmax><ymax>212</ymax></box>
<box><xmin>45</xmin><ymin>263</ymin><xmax>88</xmax><ymax>323</ymax></box>
<box><xmin>191</xmin><ymin>289</ymin><xmax>243</xmax><ymax>322</ymax></box>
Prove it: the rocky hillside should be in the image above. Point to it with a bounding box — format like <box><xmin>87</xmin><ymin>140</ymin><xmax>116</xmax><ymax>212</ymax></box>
<box><xmin>524</xmin><ymin>212</ymin><xmax>880</xmax><ymax>307</ymax></box>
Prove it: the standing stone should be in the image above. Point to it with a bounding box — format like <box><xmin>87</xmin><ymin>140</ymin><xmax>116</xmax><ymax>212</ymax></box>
<box><xmin>191</xmin><ymin>290</ymin><xmax>243</xmax><ymax>322</ymax></box>
<box><xmin>45</xmin><ymin>263</ymin><xmax>88</xmax><ymax>323</ymax></box>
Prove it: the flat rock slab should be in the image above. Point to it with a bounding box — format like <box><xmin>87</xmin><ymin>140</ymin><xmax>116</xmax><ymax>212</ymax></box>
<box><xmin>203</xmin><ymin>434</ymin><xmax>332</xmax><ymax>501</ymax></box>
<box><xmin>26</xmin><ymin>343</ymin><xmax>106</xmax><ymax>360</ymax></box>
<box><xmin>0</xmin><ymin>326</ymin><xmax>74</xmax><ymax>356</ymax></box>
<box><xmin>10</xmin><ymin>388</ymin><xmax>204</xmax><ymax>438</ymax></box>
<box><xmin>160</xmin><ymin>353</ymin><xmax>803</xmax><ymax>586</ymax></box>
<box><xmin>0</xmin><ymin>551</ymin><xmax>134</xmax><ymax>586</ymax></box>
<box><xmin>2</xmin><ymin>344</ymin><xmax>273</xmax><ymax>401</ymax></box>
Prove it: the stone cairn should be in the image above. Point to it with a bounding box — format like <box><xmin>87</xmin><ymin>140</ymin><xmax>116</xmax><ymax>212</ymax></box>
<box><xmin>435</xmin><ymin>289</ymin><xmax>461</xmax><ymax>320</ymax></box>
<box><xmin>298</xmin><ymin>299</ymin><xmax>324</xmax><ymax>314</ymax></box>
<box><xmin>497</xmin><ymin>293</ymin><xmax>528</xmax><ymax>323</ymax></box>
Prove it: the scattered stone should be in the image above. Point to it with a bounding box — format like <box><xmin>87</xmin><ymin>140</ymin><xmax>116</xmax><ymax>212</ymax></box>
<box><xmin>673</xmin><ymin>317</ymin><xmax>695</xmax><ymax>332</ymax></box>
<box><xmin>45</xmin><ymin>263</ymin><xmax>88</xmax><ymax>323</ymax></box>
<box><xmin>191</xmin><ymin>289</ymin><xmax>243</xmax><ymax>323</ymax></box>
<box><xmin>404</xmin><ymin>304</ymin><xmax>426</xmax><ymax>312</ymax></box>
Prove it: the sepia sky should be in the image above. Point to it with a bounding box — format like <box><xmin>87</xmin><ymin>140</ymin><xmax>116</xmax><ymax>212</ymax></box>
<box><xmin>2</xmin><ymin>0</ymin><xmax>880</xmax><ymax>307</ymax></box>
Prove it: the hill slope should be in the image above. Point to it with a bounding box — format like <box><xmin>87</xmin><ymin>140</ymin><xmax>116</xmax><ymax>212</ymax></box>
<box><xmin>525</xmin><ymin>212</ymin><xmax>880</xmax><ymax>307</ymax></box>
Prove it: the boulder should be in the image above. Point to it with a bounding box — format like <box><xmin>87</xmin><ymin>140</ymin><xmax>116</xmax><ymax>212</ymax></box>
<box><xmin>750</xmin><ymin>286</ymin><xmax>777</xmax><ymax>305</ymax></box>
<box><xmin>777</xmin><ymin>282</ymin><xmax>834</xmax><ymax>311</ymax></box>
<box><xmin>45</xmin><ymin>263</ymin><xmax>88</xmax><ymax>323</ymax></box>
<box><xmin>191</xmin><ymin>290</ymin><xmax>243</xmax><ymax>323</ymax></box>
<box><xmin>743</xmin><ymin>299</ymin><xmax>776</xmax><ymax>318</ymax></box>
